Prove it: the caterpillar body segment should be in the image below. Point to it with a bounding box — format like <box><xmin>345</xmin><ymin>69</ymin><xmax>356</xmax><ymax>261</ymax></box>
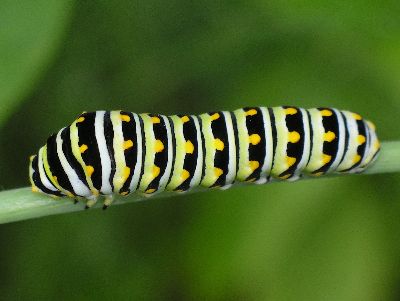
<box><xmin>29</xmin><ymin>106</ymin><xmax>380</xmax><ymax>207</ymax></box>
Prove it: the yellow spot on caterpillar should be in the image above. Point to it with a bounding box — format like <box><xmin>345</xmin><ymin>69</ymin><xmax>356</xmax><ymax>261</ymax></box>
<box><xmin>53</xmin><ymin>176</ymin><xmax>58</xmax><ymax>184</ymax></box>
<box><xmin>181</xmin><ymin>169</ymin><xmax>190</xmax><ymax>181</ymax></box>
<box><xmin>86</xmin><ymin>165</ymin><xmax>94</xmax><ymax>177</ymax></box>
<box><xmin>322</xmin><ymin>154</ymin><xmax>332</xmax><ymax>164</ymax></box>
<box><xmin>214</xmin><ymin>138</ymin><xmax>224</xmax><ymax>151</ymax></box>
<box><xmin>181</xmin><ymin>115</ymin><xmax>190</xmax><ymax>123</ymax></box>
<box><xmin>152</xmin><ymin>166</ymin><xmax>160</xmax><ymax>178</ymax></box>
<box><xmin>32</xmin><ymin>186</ymin><xmax>39</xmax><ymax>193</ymax></box>
<box><xmin>123</xmin><ymin>140</ymin><xmax>133</xmax><ymax>150</ymax></box>
<box><xmin>285</xmin><ymin>108</ymin><xmax>297</xmax><ymax>115</ymax></box>
<box><xmin>66</xmin><ymin>192</ymin><xmax>74</xmax><ymax>198</ymax></box>
<box><xmin>320</xmin><ymin>109</ymin><xmax>332</xmax><ymax>117</ymax></box>
<box><xmin>151</xmin><ymin>116</ymin><xmax>160</xmax><ymax>123</ymax></box>
<box><xmin>154</xmin><ymin>140</ymin><xmax>164</xmax><ymax>152</ymax></box>
<box><xmin>185</xmin><ymin>140</ymin><xmax>194</xmax><ymax>154</ymax></box>
<box><xmin>352</xmin><ymin>113</ymin><xmax>362</xmax><ymax>120</ymax></box>
<box><xmin>120</xmin><ymin>191</ymin><xmax>129</xmax><ymax>196</ymax></box>
<box><xmin>214</xmin><ymin>167</ymin><xmax>223</xmax><ymax>177</ymax></box>
<box><xmin>279</xmin><ymin>174</ymin><xmax>291</xmax><ymax>180</ymax></box>
<box><xmin>77</xmin><ymin>117</ymin><xmax>85</xmax><ymax>123</ymax></box>
<box><xmin>211</xmin><ymin>113</ymin><xmax>220</xmax><ymax>121</ymax></box>
<box><xmin>79</xmin><ymin>144</ymin><xmax>88</xmax><ymax>153</ymax></box>
<box><xmin>120</xmin><ymin>114</ymin><xmax>131</xmax><ymax>122</ymax></box>
<box><xmin>374</xmin><ymin>141</ymin><xmax>380</xmax><ymax>149</ymax></box>
<box><xmin>288</xmin><ymin>131</ymin><xmax>300</xmax><ymax>143</ymax></box>
<box><xmin>353</xmin><ymin>154</ymin><xmax>361</xmax><ymax>164</ymax></box>
<box><xmin>122</xmin><ymin>166</ymin><xmax>130</xmax><ymax>180</ymax></box>
<box><xmin>313</xmin><ymin>172</ymin><xmax>324</xmax><ymax>177</ymax></box>
<box><xmin>286</xmin><ymin>156</ymin><xmax>296</xmax><ymax>167</ymax></box>
<box><xmin>145</xmin><ymin>188</ymin><xmax>156</xmax><ymax>194</ymax></box>
<box><xmin>249</xmin><ymin>160</ymin><xmax>260</xmax><ymax>171</ymax></box>
<box><xmin>249</xmin><ymin>134</ymin><xmax>261</xmax><ymax>145</ymax></box>
<box><xmin>357</xmin><ymin>135</ymin><xmax>366</xmax><ymax>145</ymax></box>
<box><xmin>245</xmin><ymin>109</ymin><xmax>257</xmax><ymax>116</ymax></box>
<box><xmin>324</xmin><ymin>131</ymin><xmax>336</xmax><ymax>142</ymax></box>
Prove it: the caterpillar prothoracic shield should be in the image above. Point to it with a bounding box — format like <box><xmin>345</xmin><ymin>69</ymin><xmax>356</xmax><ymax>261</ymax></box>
<box><xmin>29</xmin><ymin>106</ymin><xmax>380</xmax><ymax>208</ymax></box>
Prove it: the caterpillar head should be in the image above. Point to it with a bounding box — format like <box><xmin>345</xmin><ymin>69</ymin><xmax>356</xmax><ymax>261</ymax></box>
<box><xmin>29</xmin><ymin>147</ymin><xmax>63</xmax><ymax>198</ymax></box>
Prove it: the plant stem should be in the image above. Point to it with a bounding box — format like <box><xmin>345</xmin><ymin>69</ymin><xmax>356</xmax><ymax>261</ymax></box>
<box><xmin>0</xmin><ymin>141</ymin><xmax>399</xmax><ymax>224</ymax></box>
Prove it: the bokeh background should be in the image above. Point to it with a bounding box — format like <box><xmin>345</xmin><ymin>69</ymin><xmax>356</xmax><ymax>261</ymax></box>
<box><xmin>1</xmin><ymin>1</ymin><xmax>400</xmax><ymax>300</ymax></box>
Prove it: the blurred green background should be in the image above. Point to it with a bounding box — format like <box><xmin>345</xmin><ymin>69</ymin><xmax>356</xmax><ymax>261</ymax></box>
<box><xmin>1</xmin><ymin>1</ymin><xmax>400</xmax><ymax>300</ymax></box>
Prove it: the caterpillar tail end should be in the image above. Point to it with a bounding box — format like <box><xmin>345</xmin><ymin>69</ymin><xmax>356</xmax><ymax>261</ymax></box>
<box><xmin>357</xmin><ymin>119</ymin><xmax>381</xmax><ymax>171</ymax></box>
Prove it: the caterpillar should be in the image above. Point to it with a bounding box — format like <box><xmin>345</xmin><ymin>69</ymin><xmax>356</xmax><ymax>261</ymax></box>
<box><xmin>29</xmin><ymin>106</ymin><xmax>380</xmax><ymax>209</ymax></box>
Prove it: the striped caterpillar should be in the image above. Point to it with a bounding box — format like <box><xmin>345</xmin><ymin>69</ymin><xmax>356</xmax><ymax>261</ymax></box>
<box><xmin>29</xmin><ymin>106</ymin><xmax>380</xmax><ymax>209</ymax></box>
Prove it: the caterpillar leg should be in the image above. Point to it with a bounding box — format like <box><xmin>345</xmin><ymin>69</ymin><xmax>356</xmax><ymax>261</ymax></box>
<box><xmin>84</xmin><ymin>197</ymin><xmax>98</xmax><ymax>209</ymax></box>
<box><xmin>74</xmin><ymin>196</ymin><xmax>87</xmax><ymax>205</ymax></box>
<box><xmin>102</xmin><ymin>195</ymin><xmax>114</xmax><ymax>210</ymax></box>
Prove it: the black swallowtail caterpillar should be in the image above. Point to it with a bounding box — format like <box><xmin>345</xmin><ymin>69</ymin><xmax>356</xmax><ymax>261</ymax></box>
<box><xmin>29</xmin><ymin>106</ymin><xmax>380</xmax><ymax>208</ymax></box>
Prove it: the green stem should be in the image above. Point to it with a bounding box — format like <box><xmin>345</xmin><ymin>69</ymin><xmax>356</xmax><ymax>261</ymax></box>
<box><xmin>0</xmin><ymin>141</ymin><xmax>398</xmax><ymax>224</ymax></box>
